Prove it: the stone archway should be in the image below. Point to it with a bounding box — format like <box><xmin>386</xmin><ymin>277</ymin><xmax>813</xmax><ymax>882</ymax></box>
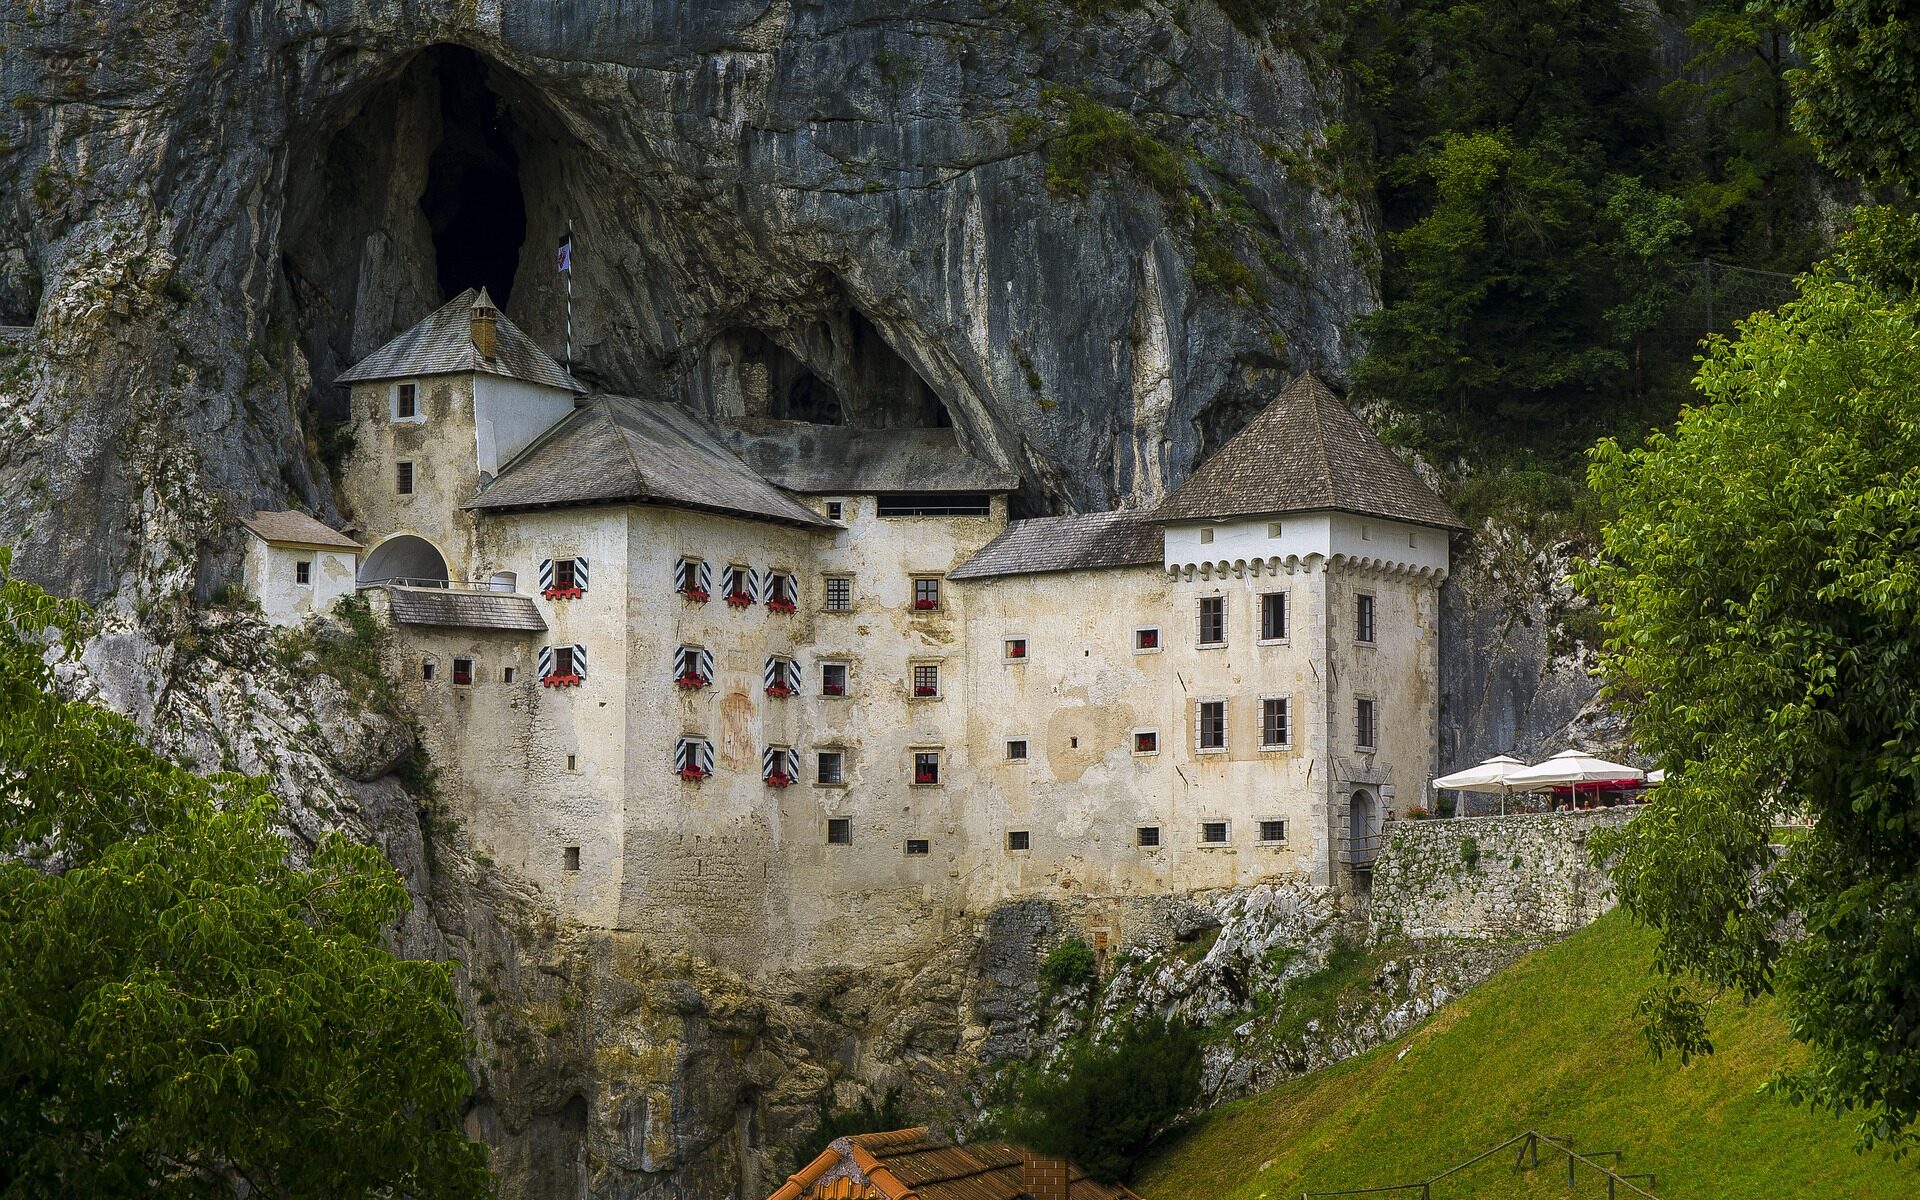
<box><xmin>358</xmin><ymin>534</ymin><xmax>449</xmax><ymax>585</ymax></box>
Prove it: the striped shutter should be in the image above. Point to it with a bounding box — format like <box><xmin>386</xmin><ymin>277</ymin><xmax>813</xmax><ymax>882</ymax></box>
<box><xmin>574</xmin><ymin>557</ymin><xmax>589</xmax><ymax>593</ymax></box>
<box><xmin>699</xmin><ymin>560</ymin><xmax>712</xmax><ymax>592</ymax></box>
<box><xmin>676</xmin><ymin>646</ymin><xmax>692</xmax><ymax>679</ymax></box>
<box><xmin>763</xmin><ymin>656</ymin><xmax>780</xmax><ymax>690</ymax></box>
<box><xmin>538</xmin><ymin>645</ymin><xmax>555</xmax><ymax>678</ymax></box>
<box><xmin>675</xmin><ymin>738</ymin><xmax>697</xmax><ymax>772</ymax></box>
<box><xmin>538</xmin><ymin>558</ymin><xmax>555</xmax><ymax>591</ymax></box>
<box><xmin>572</xmin><ymin>643</ymin><xmax>588</xmax><ymax>680</ymax></box>
<box><xmin>782</xmin><ymin>746</ymin><xmax>798</xmax><ymax>778</ymax></box>
<box><xmin>748</xmin><ymin>567</ymin><xmax>765</xmax><ymax>602</ymax></box>
<box><xmin>698</xmin><ymin>647</ymin><xmax>715</xmax><ymax>679</ymax></box>
<box><xmin>678</xmin><ymin>738</ymin><xmax>714</xmax><ymax>774</ymax></box>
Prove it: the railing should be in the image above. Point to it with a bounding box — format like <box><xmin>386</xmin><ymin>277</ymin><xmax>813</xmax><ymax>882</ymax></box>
<box><xmin>1302</xmin><ymin>1130</ymin><xmax>1658</xmax><ymax>1200</ymax></box>
<box><xmin>1339</xmin><ymin>832</ymin><xmax>1388</xmax><ymax>868</ymax></box>
<box><xmin>359</xmin><ymin>577</ymin><xmax>520</xmax><ymax>593</ymax></box>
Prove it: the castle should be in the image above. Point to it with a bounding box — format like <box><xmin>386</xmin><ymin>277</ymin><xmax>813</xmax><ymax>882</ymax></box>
<box><xmin>248</xmin><ymin>290</ymin><xmax>1460</xmax><ymax>972</ymax></box>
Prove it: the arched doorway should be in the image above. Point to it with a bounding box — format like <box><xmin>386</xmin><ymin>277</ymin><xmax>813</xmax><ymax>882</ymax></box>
<box><xmin>359</xmin><ymin>535</ymin><xmax>449</xmax><ymax>586</ymax></box>
<box><xmin>1348</xmin><ymin>789</ymin><xmax>1379</xmax><ymax>868</ymax></box>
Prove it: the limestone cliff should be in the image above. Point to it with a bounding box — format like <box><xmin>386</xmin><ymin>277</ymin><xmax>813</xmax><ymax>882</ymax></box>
<box><xmin>1</xmin><ymin>2</ymin><xmax>1605</xmax><ymax>1196</ymax></box>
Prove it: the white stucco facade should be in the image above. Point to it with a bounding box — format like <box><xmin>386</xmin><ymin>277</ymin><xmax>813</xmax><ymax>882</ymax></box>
<box><xmin>240</xmin><ymin>523</ymin><xmax>360</xmax><ymax>626</ymax></box>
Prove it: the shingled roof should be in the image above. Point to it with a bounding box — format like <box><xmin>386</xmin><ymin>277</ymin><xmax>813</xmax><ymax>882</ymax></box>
<box><xmin>767</xmin><ymin>1127</ymin><xmax>1139</xmax><ymax>1200</ymax></box>
<box><xmin>1156</xmin><ymin>373</ymin><xmax>1463</xmax><ymax>530</ymax></box>
<box><xmin>950</xmin><ymin>510</ymin><xmax>1163</xmax><ymax>580</ymax></box>
<box><xmin>719</xmin><ymin>420</ymin><xmax>1018</xmax><ymax>494</ymax></box>
<box><xmin>384</xmin><ymin>586</ymin><xmax>547</xmax><ymax>633</ymax></box>
<box><xmin>465</xmin><ymin>396</ymin><xmax>834</xmax><ymax>529</ymax></box>
<box><xmin>239</xmin><ymin>509</ymin><xmax>362</xmax><ymax>551</ymax></box>
<box><xmin>334</xmin><ymin>288</ymin><xmax>582</xmax><ymax>393</ymax></box>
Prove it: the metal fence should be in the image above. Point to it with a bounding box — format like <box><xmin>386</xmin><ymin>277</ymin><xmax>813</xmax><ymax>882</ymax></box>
<box><xmin>1301</xmin><ymin>1130</ymin><xmax>1659</xmax><ymax>1199</ymax></box>
<box><xmin>1666</xmin><ymin>258</ymin><xmax>1798</xmax><ymax>343</ymax></box>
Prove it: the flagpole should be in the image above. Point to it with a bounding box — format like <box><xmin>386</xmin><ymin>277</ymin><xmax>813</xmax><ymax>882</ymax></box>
<box><xmin>565</xmin><ymin>218</ymin><xmax>574</xmax><ymax>380</ymax></box>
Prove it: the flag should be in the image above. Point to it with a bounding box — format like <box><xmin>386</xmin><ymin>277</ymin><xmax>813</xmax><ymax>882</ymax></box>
<box><xmin>556</xmin><ymin>232</ymin><xmax>572</xmax><ymax>274</ymax></box>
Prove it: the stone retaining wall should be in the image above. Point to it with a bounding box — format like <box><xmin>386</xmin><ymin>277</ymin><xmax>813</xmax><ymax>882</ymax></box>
<box><xmin>1368</xmin><ymin>808</ymin><xmax>1637</xmax><ymax>942</ymax></box>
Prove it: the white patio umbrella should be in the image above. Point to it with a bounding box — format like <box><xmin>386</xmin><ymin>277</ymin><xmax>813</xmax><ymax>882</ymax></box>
<box><xmin>1505</xmin><ymin>749</ymin><xmax>1645</xmax><ymax>809</ymax></box>
<box><xmin>1431</xmin><ymin>754</ymin><xmax>1531</xmax><ymax>816</ymax></box>
<box><xmin>1645</xmin><ymin>768</ymin><xmax>1666</xmax><ymax>785</ymax></box>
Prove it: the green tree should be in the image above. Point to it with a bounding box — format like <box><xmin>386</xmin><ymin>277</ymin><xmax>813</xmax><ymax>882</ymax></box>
<box><xmin>0</xmin><ymin>550</ymin><xmax>490</xmax><ymax>1197</ymax></box>
<box><xmin>1771</xmin><ymin>0</ymin><xmax>1920</xmax><ymax>193</ymax></box>
<box><xmin>1002</xmin><ymin>1017</ymin><xmax>1201</xmax><ymax>1183</ymax></box>
<box><xmin>1578</xmin><ymin>265</ymin><xmax>1920</xmax><ymax>1152</ymax></box>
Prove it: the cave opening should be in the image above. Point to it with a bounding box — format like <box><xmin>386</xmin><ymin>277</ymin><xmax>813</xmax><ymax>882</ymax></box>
<box><xmin>418</xmin><ymin>45</ymin><xmax>526</xmax><ymax>306</ymax></box>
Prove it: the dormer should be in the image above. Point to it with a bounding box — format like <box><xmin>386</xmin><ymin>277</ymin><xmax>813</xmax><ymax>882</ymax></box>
<box><xmin>1155</xmin><ymin>373</ymin><xmax>1462</xmax><ymax>579</ymax></box>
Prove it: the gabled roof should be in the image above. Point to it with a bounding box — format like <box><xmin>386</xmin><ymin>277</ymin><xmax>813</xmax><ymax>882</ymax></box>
<box><xmin>719</xmin><ymin>419</ymin><xmax>1018</xmax><ymax>495</ymax></box>
<box><xmin>239</xmin><ymin>509</ymin><xmax>362</xmax><ymax>551</ymax></box>
<box><xmin>1156</xmin><ymin>373</ymin><xmax>1463</xmax><ymax>530</ymax></box>
<box><xmin>768</xmin><ymin>1128</ymin><xmax>1138</xmax><ymax>1200</ymax></box>
<box><xmin>334</xmin><ymin>288</ymin><xmax>583</xmax><ymax>393</ymax></box>
<box><xmin>384</xmin><ymin>586</ymin><xmax>547</xmax><ymax>632</ymax></box>
<box><xmin>465</xmin><ymin>396</ymin><xmax>835</xmax><ymax>529</ymax></box>
<box><xmin>950</xmin><ymin>510</ymin><xmax>1163</xmax><ymax>580</ymax></box>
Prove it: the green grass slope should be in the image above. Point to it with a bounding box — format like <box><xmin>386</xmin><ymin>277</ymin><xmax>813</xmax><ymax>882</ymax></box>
<box><xmin>1135</xmin><ymin>912</ymin><xmax>1916</xmax><ymax>1199</ymax></box>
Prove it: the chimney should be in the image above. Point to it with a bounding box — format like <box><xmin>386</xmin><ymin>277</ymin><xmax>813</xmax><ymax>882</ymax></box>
<box><xmin>470</xmin><ymin>289</ymin><xmax>499</xmax><ymax>361</ymax></box>
<box><xmin>1020</xmin><ymin>1150</ymin><xmax>1070</xmax><ymax>1200</ymax></box>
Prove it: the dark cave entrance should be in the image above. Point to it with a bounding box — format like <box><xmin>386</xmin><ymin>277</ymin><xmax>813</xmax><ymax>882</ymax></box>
<box><xmin>419</xmin><ymin>46</ymin><xmax>526</xmax><ymax>306</ymax></box>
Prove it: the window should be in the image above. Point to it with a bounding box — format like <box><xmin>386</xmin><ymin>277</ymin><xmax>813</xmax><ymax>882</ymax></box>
<box><xmin>1258</xmin><ymin>819</ymin><xmax>1288</xmax><ymax>844</ymax></box>
<box><xmin>1004</xmin><ymin>637</ymin><xmax>1028</xmax><ymax>662</ymax></box>
<box><xmin>563</xmin><ymin>845</ymin><xmax>581</xmax><ymax>871</ymax></box>
<box><xmin>1361</xmin><ymin>523</ymin><xmax>1373</xmax><ymax>541</ymax></box>
<box><xmin>762</xmin><ymin>745</ymin><xmax>800</xmax><ymax>787</ymax></box>
<box><xmin>540</xmin><ymin>644</ymin><xmax>586</xmax><ymax>686</ymax></box>
<box><xmin>1261</xmin><ymin>697</ymin><xmax>1291</xmax><ymax>748</ymax></box>
<box><xmin>827</xmin><ymin>818</ymin><xmax>852</xmax><ymax>845</ymax></box>
<box><xmin>911</xmin><ymin>577</ymin><xmax>942</xmax><ymax>611</ymax></box>
<box><xmin>826</xmin><ymin>500</ymin><xmax>845</xmax><ymax>521</ymax></box>
<box><xmin>1006</xmin><ymin>739</ymin><xmax>1029</xmax><ymax>761</ymax></box>
<box><xmin>540</xmin><ymin>557</ymin><xmax>588</xmax><ymax>599</ymax></box>
<box><xmin>395</xmin><ymin>461</ymin><xmax>415</xmax><ymax>495</ymax></box>
<box><xmin>904</xmin><ymin>838</ymin><xmax>930</xmax><ymax>856</ymax></box>
<box><xmin>1267</xmin><ymin>521</ymin><xmax>1282</xmax><ymax>537</ymax></box>
<box><xmin>1197</xmin><ymin>700</ymin><xmax>1226</xmax><ymax>751</ymax></box>
<box><xmin>722</xmin><ymin>564</ymin><xmax>753</xmax><ymax>606</ymax></box>
<box><xmin>502</xmin><ymin>666</ymin><xmax>517</xmax><ymax>684</ymax></box>
<box><xmin>816</xmin><ymin>749</ymin><xmax>846</xmax><ymax>786</ymax></box>
<box><xmin>674</xmin><ymin>737</ymin><xmax>715</xmax><ymax>780</ymax></box>
<box><xmin>1356</xmin><ymin>593</ymin><xmax>1376</xmax><ymax>643</ymax></box>
<box><xmin>1007</xmin><ymin>830</ymin><xmax>1031</xmax><ymax>852</ymax></box>
<box><xmin>1201</xmin><ymin>820</ymin><xmax>1230</xmax><ymax>845</ymax></box>
<box><xmin>764</xmin><ymin>655</ymin><xmax>799</xmax><ymax>696</ymax></box>
<box><xmin>1137</xmin><ymin>826</ymin><xmax>1161</xmax><ymax>848</ymax></box>
<box><xmin>824</xmin><ymin>575</ymin><xmax>852</xmax><ymax>612</ymax></box>
<box><xmin>1134</xmin><ymin>626</ymin><xmax>1161</xmax><ymax>652</ymax></box>
<box><xmin>1198</xmin><ymin>596</ymin><xmax>1225</xmax><ymax>646</ymax></box>
<box><xmin>565</xmin><ymin>753</ymin><xmax>577</xmax><ymax>772</ymax></box>
<box><xmin>1133</xmin><ymin>729</ymin><xmax>1159</xmax><ymax>755</ymax></box>
<box><xmin>766</xmin><ymin>571</ymin><xmax>796</xmax><ymax>613</ymax></box>
<box><xmin>675</xmin><ymin>645</ymin><xmax>714</xmax><ymax>690</ymax></box>
<box><xmin>877</xmin><ymin>494</ymin><xmax>991</xmax><ymax>518</ymax></box>
<box><xmin>1356</xmin><ymin>697</ymin><xmax>1378</xmax><ymax>750</ymax></box>
<box><xmin>675</xmin><ymin>557</ymin><xmax>711</xmax><ymax>601</ymax></box>
<box><xmin>1261</xmin><ymin>592</ymin><xmax>1288</xmax><ymax>640</ymax></box>
<box><xmin>452</xmin><ymin>656</ymin><xmax>474</xmax><ymax>686</ymax></box>
<box><xmin>1199</xmin><ymin>527</ymin><xmax>1214</xmax><ymax>544</ymax></box>
<box><xmin>912</xmin><ymin>663</ymin><xmax>940</xmax><ymax>698</ymax></box>
<box><xmin>294</xmin><ymin>560</ymin><xmax>311</xmax><ymax>585</ymax></box>
<box><xmin>820</xmin><ymin>661</ymin><xmax>849</xmax><ymax>696</ymax></box>
<box><xmin>421</xmin><ymin>659</ymin><xmax>435</xmax><ymax>682</ymax></box>
<box><xmin>913</xmin><ymin>750</ymin><xmax>941</xmax><ymax>786</ymax></box>
<box><xmin>395</xmin><ymin>382</ymin><xmax>417</xmax><ymax>419</ymax></box>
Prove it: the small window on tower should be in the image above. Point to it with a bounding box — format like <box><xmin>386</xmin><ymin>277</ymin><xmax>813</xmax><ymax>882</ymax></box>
<box><xmin>1261</xmin><ymin>592</ymin><xmax>1288</xmax><ymax>641</ymax></box>
<box><xmin>421</xmin><ymin>659</ymin><xmax>436</xmax><ymax>682</ymax></box>
<box><xmin>563</xmin><ymin>846</ymin><xmax>581</xmax><ymax>872</ymax></box>
<box><xmin>1199</xmin><ymin>527</ymin><xmax>1214</xmax><ymax>544</ymax></box>
<box><xmin>1004</xmin><ymin>637</ymin><xmax>1027</xmax><ymax>662</ymax></box>
<box><xmin>1006</xmin><ymin>830</ymin><xmax>1031</xmax><ymax>852</ymax></box>
<box><xmin>1258</xmin><ymin>819</ymin><xmax>1288</xmax><ymax>844</ymax></box>
<box><xmin>1197</xmin><ymin>701</ymin><xmax>1226</xmax><ymax>751</ymax></box>
<box><xmin>817</xmin><ymin>749</ymin><xmax>847</xmax><ymax>786</ymax></box>
<box><xmin>1198</xmin><ymin>596</ymin><xmax>1226</xmax><ymax>646</ymax></box>
<box><xmin>1356</xmin><ymin>593</ymin><xmax>1377</xmax><ymax>643</ymax></box>
<box><xmin>294</xmin><ymin>560</ymin><xmax>311</xmax><ymax>585</ymax></box>
<box><xmin>1006</xmin><ymin>739</ymin><xmax>1029</xmax><ymax>761</ymax></box>
<box><xmin>820</xmin><ymin>661</ymin><xmax>849</xmax><ymax>697</ymax></box>
<box><xmin>904</xmin><ymin>838</ymin><xmax>930</xmax><ymax>856</ymax></box>
<box><xmin>913</xmin><ymin>750</ymin><xmax>941</xmax><ymax>786</ymax></box>
<box><xmin>912</xmin><ymin>664</ymin><xmax>940</xmax><ymax>698</ymax></box>
<box><xmin>1134</xmin><ymin>626</ymin><xmax>1161</xmax><ymax>653</ymax></box>
<box><xmin>826</xmin><ymin>500</ymin><xmax>845</xmax><ymax>521</ymax></box>
<box><xmin>824</xmin><ymin>575</ymin><xmax>853</xmax><ymax>612</ymax></box>
<box><xmin>1137</xmin><ymin>826</ymin><xmax>1161</xmax><ymax>848</ymax></box>
<box><xmin>452</xmin><ymin>657</ymin><xmax>474</xmax><ymax>686</ymax></box>
<box><xmin>395</xmin><ymin>382</ymin><xmax>418</xmax><ymax>420</ymax></box>
<box><xmin>1201</xmin><ymin>820</ymin><xmax>1230</xmax><ymax>845</ymax></box>
<box><xmin>395</xmin><ymin>461</ymin><xmax>415</xmax><ymax>495</ymax></box>
<box><xmin>827</xmin><ymin>818</ymin><xmax>852</xmax><ymax>846</ymax></box>
<box><xmin>1133</xmin><ymin>729</ymin><xmax>1159</xmax><ymax>756</ymax></box>
<box><xmin>502</xmin><ymin>666</ymin><xmax>517</xmax><ymax>684</ymax></box>
<box><xmin>911</xmin><ymin>576</ymin><xmax>942</xmax><ymax>611</ymax></box>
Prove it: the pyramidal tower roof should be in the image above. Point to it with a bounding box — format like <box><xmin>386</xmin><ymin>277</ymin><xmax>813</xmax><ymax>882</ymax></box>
<box><xmin>335</xmin><ymin>287</ymin><xmax>583</xmax><ymax>393</ymax></box>
<box><xmin>1155</xmin><ymin>372</ymin><xmax>1463</xmax><ymax>530</ymax></box>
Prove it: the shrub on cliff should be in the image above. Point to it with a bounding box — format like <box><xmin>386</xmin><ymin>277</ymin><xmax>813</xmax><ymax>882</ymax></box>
<box><xmin>0</xmin><ymin>549</ymin><xmax>489</xmax><ymax>1197</ymax></box>
<box><xmin>1040</xmin><ymin>935</ymin><xmax>1098</xmax><ymax>993</ymax></box>
<box><xmin>1002</xmin><ymin>1016</ymin><xmax>1202</xmax><ymax>1183</ymax></box>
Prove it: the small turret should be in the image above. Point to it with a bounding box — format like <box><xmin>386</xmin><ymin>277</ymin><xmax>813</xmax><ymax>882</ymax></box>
<box><xmin>470</xmin><ymin>288</ymin><xmax>499</xmax><ymax>361</ymax></box>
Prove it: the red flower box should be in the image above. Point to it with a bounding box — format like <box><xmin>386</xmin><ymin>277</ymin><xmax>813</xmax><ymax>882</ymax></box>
<box><xmin>914</xmin><ymin>685</ymin><xmax>937</xmax><ymax>697</ymax></box>
<box><xmin>540</xmin><ymin>673</ymin><xmax>582</xmax><ymax>688</ymax></box>
<box><xmin>678</xmin><ymin>766</ymin><xmax>709</xmax><ymax>782</ymax></box>
<box><xmin>725</xmin><ymin>591</ymin><xmax>753</xmax><ymax>608</ymax></box>
<box><xmin>914</xmin><ymin>771</ymin><xmax>938</xmax><ymax>785</ymax></box>
<box><xmin>766</xmin><ymin>683</ymin><xmax>794</xmax><ymax>698</ymax></box>
<box><xmin>680</xmin><ymin>586</ymin><xmax>710</xmax><ymax>604</ymax></box>
<box><xmin>675</xmin><ymin>672</ymin><xmax>709</xmax><ymax>691</ymax></box>
<box><xmin>822</xmin><ymin>683</ymin><xmax>845</xmax><ymax>696</ymax></box>
<box><xmin>1138</xmin><ymin>630</ymin><xmax>1159</xmax><ymax>649</ymax></box>
<box><xmin>542</xmin><ymin>586</ymin><xmax>584</xmax><ymax>600</ymax></box>
<box><xmin>912</xmin><ymin>598</ymin><xmax>938</xmax><ymax>611</ymax></box>
<box><xmin>765</xmin><ymin>771</ymin><xmax>793</xmax><ymax>789</ymax></box>
<box><xmin>1008</xmin><ymin>644</ymin><xmax>1026</xmax><ymax>658</ymax></box>
<box><xmin>767</xmin><ymin>597</ymin><xmax>797</xmax><ymax>614</ymax></box>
